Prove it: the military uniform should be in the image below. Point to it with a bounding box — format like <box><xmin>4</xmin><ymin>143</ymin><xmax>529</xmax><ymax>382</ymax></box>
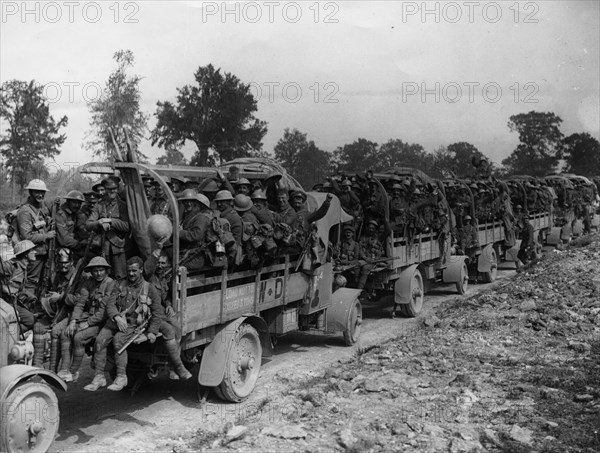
<box><xmin>251</xmin><ymin>204</ymin><xmax>275</xmax><ymax>227</ymax></box>
<box><xmin>180</xmin><ymin>209</ymin><xmax>212</xmax><ymax>271</ymax></box>
<box><xmin>0</xmin><ymin>256</ymin><xmax>36</xmax><ymax>329</ymax></box>
<box><xmin>220</xmin><ymin>206</ymin><xmax>243</xmax><ymax>245</ymax></box>
<box><xmin>274</xmin><ymin>202</ymin><xmax>298</xmax><ymax>227</ymax></box>
<box><xmin>357</xmin><ymin>233</ymin><xmax>385</xmax><ymax>289</ymax></box>
<box><xmin>56</xmin><ymin>202</ymin><xmax>87</xmax><ymax>260</ymax></box>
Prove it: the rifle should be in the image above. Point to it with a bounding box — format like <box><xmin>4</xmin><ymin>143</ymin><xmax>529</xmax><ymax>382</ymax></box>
<box><xmin>37</xmin><ymin>201</ymin><xmax>57</xmax><ymax>300</ymax></box>
<box><xmin>51</xmin><ymin>232</ymin><xmax>96</xmax><ymax>326</ymax></box>
<box><xmin>117</xmin><ymin>318</ymin><xmax>149</xmax><ymax>355</ymax></box>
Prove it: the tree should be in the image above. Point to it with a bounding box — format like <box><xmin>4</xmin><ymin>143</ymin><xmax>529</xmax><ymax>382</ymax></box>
<box><xmin>502</xmin><ymin>111</ymin><xmax>563</xmax><ymax>176</ymax></box>
<box><xmin>85</xmin><ymin>50</ymin><xmax>149</xmax><ymax>161</ymax></box>
<box><xmin>156</xmin><ymin>146</ymin><xmax>188</xmax><ymax>166</ymax></box>
<box><xmin>274</xmin><ymin>128</ymin><xmax>330</xmax><ymax>189</ymax></box>
<box><xmin>333</xmin><ymin>138</ymin><xmax>379</xmax><ymax>173</ymax></box>
<box><xmin>0</xmin><ymin>80</ymin><xmax>68</xmax><ymax>198</ymax></box>
<box><xmin>151</xmin><ymin>64</ymin><xmax>267</xmax><ymax>166</ymax></box>
<box><xmin>378</xmin><ymin>139</ymin><xmax>433</xmax><ymax>172</ymax></box>
<box><xmin>432</xmin><ymin>142</ymin><xmax>487</xmax><ymax>178</ymax></box>
<box><xmin>562</xmin><ymin>132</ymin><xmax>600</xmax><ymax>176</ymax></box>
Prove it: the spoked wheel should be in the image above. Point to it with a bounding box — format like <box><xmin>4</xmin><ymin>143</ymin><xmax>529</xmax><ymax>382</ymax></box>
<box><xmin>482</xmin><ymin>249</ymin><xmax>498</xmax><ymax>283</ymax></box>
<box><xmin>217</xmin><ymin>323</ymin><xmax>262</xmax><ymax>402</ymax></box>
<box><xmin>343</xmin><ymin>300</ymin><xmax>363</xmax><ymax>346</ymax></box>
<box><xmin>456</xmin><ymin>262</ymin><xmax>469</xmax><ymax>295</ymax></box>
<box><xmin>399</xmin><ymin>270</ymin><xmax>424</xmax><ymax>318</ymax></box>
<box><xmin>1</xmin><ymin>382</ymin><xmax>60</xmax><ymax>453</ymax></box>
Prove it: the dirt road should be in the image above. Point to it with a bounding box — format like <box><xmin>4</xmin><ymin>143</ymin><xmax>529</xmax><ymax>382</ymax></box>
<box><xmin>51</xmin><ymin>266</ymin><xmax>518</xmax><ymax>452</ymax></box>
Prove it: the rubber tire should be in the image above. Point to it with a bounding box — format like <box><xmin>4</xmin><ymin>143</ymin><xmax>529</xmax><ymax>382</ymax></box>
<box><xmin>481</xmin><ymin>249</ymin><xmax>498</xmax><ymax>283</ymax></box>
<box><xmin>1</xmin><ymin>381</ymin><xmax>60</xmax><ymax>453</ymax></box>
<box><xmin>218</xmin><ymin>323</ymin><xmax>262</xmax><ymax>403</ymax></box>
<box><xmin>456</xmin><ymin>262</ymin><xmax>469</xmax><ymax>295</ymax></box>
<box><xmin>343</xmin><ymin>300</ymin><xmax>363</xmax><ymax>346</ymax></box>
<box><xmin>399</xmin><ymin>269</ymin><xmax>424</xmax><ymax>318</ymax></box>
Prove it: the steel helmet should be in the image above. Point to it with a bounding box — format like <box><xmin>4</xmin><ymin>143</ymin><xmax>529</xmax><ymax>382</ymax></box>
<box><xmin>56</xmin><ymin>248</ymin><xmax>72</xmax><ymax>263</ymax></box>
<box><xmin>214</xmin><ymin>190</ymin><xmax>234</xmax><ymax>202</ymax></box>
<box><xmin>392</xmin><ymin>183</ymin><xmax>402</xmax><ymax>190</ymax></box>
<box><xmin>464</xmin><ymin>215</ymin><xmax>472</xmax><ymax>221</ymax></box>
<box><xmin>233</xmin><ymin>194</ymin><xmax>253</xmax><ymax>212</ymax></box>
<box><xmin>14</xmin><ymin>240</ymin><xmax>36</xmax><ymax>256</ymax></box>
<box><xmin>179</xmin><ymin>189</ymin><xmax>199</xmax><ymax>201</ymax></box>
<box><xmin>65</xmin><ymin>190</ymin><xmax>85</xmax><ymax>202</ymax></box>
<box><xmin>147</xmin><ymin>215</ymin><xmax>173</xmax><ymax>239</ymax></box>
<box><xmin>341</xmin><ymin>180</ymin><xmax>352</xmax><ymax>187</ymax></box>
<box><xmin>85</xmin><ymin>256</ymin><xmax>111</xmax><ymax>270</ymax></box>
<box><xmin>196</xmin><ymin>193</ymin><xmax>211</xmax><ymax>209</ymax></box>
<box><xmin>40</xmin><ymin>296</ymin><xmax>57</xmax><ymax>318</ymax></box>
<box><xmin>291</xmin><ymin>190</ymin><xmax>307</xmax><ymax>201</ymax></box>
<box><xmin>251</xmin><ymin>189</ymin><xmax>267</xmax><ymax>200</ymax></box>
<box><xmin>323</xmin><ymin>181</ymin><xmax>333</xmax><ymax>189</ymax></box>
<box><xmin>235</xmin><ymin>178</ymin><xmax>251</xmax><ymax>186</ymax></box>
<box><xmin>202</xmin><ymin>180</ymin><xmax>220</xmax><ymax>193</ymax></box>
<box><xmin>25</xmin><ymin>179</ymin><xmax>48</xmax><ymax>191</ymax></box>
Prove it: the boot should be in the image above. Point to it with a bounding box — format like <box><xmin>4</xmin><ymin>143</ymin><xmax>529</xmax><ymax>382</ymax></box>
<box><xmin>84</xmin><ymin>374</ymin><xmax>107</xmax><ymax>391</ymax></box>
<box><xmin>49</xmin><ymin>337</ymin><xmax>60</xmax><ymax>372</ymax></box>
<box><xmin>58</xmin><ymin>336</ymin><xmax>72</xmax><ymax>373</ymax></box>
<box><xmin>107</xmin><ymin>375</ymin><xmax>128</xmax><ymax>391</ymax></box>
<box><xmin>165</xmin><ymin>339</ymin><xmax>192</xmax><ymax>380</ymax></box>
<box><xmin>70</xmin><ymin>344</ymin><xmax>86</xmax><ymax>376</ymax></box>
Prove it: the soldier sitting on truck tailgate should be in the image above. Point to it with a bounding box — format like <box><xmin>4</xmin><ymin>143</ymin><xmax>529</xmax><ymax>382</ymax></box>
<box><xmin>333</xmin><ymin>224</ymin><xmax>360</xmax><ymax>285</ymax></box>
<box><xmin>57</xmin><ymin>256</ymin><xmax>115</xmax><ymax>382</ymax></box>
<box><xmin>143</xmin><ymin>245</ymin><xmax>192</xmax><ymax>380</ymax></box>
<box><xmin>85</xmin><ymin>256</ymin><xmax>164</xmax><ymax>392</ymax></box>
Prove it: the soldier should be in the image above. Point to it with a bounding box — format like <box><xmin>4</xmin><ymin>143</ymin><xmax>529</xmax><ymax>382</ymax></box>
<box><xmin>274</xmin><ymin>190</ymin><xmax>298</xmax><ymax>227</ymax></box>
<box><xmin>333</xmin><ymin>179</ymin><xmax>361</xmax><ymax>216</ymax></box>
<box><xmin>168</xmin><ymin>176</ymin><xmax>185</xmax><ymax>196</ymax></box>
<box><xmin>457</xmin><ymin>215</ymin><xmax>477</xmax><ymax>254</ymax></box>
<box><xmin>333</xmin><ymin>224</ymin><xmax>360</xmax><ymax>285</ymax></box>
<box><xmin>0</xmin><ymin>240</ymin><xmax>38</xmax><ymax>330</ymax></box>
<box><xmin>150</xmin><ymin>180</ymin><xmax>170</xmax><ymax>216</ymax></box>
<box><xmin>92</xmin><ymin>181</ymin><xmax>105</xmax><ymax>198</ymax></box>
<box><xmin>142</xmin><ymin>175</ymin><xmax>154</xmax><ymax>200</ymax></box>
<box><xmin>86</xmin><ymin>176</ymin><xmax>130</xmax><ymax>280</ymax></box>
<box><xmin>234</xmin><ymin>194</ymin><xmax>260</xmax><ymax>238</ymax></box>
<box><xmin>290</xmin><ymin>190</ymin><xmax>332</xmax><ymax>239</ymax></box>
<box><xmin>177</xmin><ymin>189</ymin><xmax>213</xmax><ymax>271</ymax></box>
<box><xmin>143</xmin><ymin>245</ymin><xmax>192</xmax><ymax>380</ymax></box>
<box><xmin>251</xmin><ymin>190</ymin><xmax>275</xmax><ymax>227</ymax></box>
<box><xmin>362</xmin><ymin>179</ymin><xmax>386</xmax><ymax>226</ymax></box>
<box><xmin>59</xmin><ymin>257</ymin><xmax>115</xmax><ymax>382</ymax></box>
<box><xmin>84</xmin><ymin>256</ymin><xmax>164</xmax><ymax>392</ymax></box>
<box><xmin>215</xmin><ymin>190</ymin><xmax>243</xmax><ymax>245</ymax></box>
<box><xmin>41</xmin><ymin>248</ymin><xmax>80</xmax><ymax>372</ymax></box>
<box><xmin>389</xmin><ymin>183</ymin><xmax>410</xmax><ymax>234</ymax></box>
<box><xmin>357</xmin><ymin>219</ymin><xmax>387</xmax><ymax>290</ymax></box>
<box><xmin>82</xmin><ymin>191</ymin><xmax>99</xmax><ymax>217</ymax></box>
<box><xmin>516</xmin><ymin>212</ymin><xmax>535</xmax><ymax>270</ymax></box>
<box><xmin>56</xmin><ymin>190</ymin><xmax>87</xmax><ymax>261</ymax></box>
<box><xmin>234</xmin><ymin>178</ymin><xmax>252</xmax><ymax>196</ymax></box>
<box><xmin>16</xmin><ymin>179</ymin><xmax>56</xmax><ymax>291</ymax></box>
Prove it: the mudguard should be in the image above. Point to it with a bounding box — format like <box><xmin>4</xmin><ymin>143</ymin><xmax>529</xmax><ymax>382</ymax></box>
<box><xmin>394</xmin><ymin>264</ymin><xmax>420</xmax><ymax>304</ymax></box>
<box><xmin>325</xmin><ymin>288</ymin><xmax>363</xmax><ymax>331</ymax></box>
<box><xmin>477</xmin><ymin>244</ymin><xmax>495</xmax><ymax>273</ymax></box>
<box><xmin>198</xmin><ymin>316</ymin><xmax>271</xmax><ymax>387</ymax></box>
<box><xmin>546</xmin><ymin>227</ymin><xmax>561</xmax><ymax>245</ymax></box>
<box><xmin>442</xmin><ymin>256</ymin><xmax>468</xmax><ymax>283</ymax></box>
<box><xmin>0</xmin><ymin>364</ymin><xmax>67</xmax><ymax>403</ymax></box>
<box><xmin>505</xmin><ymin>239</ymin><xmax>521</xmax><ymax>262</ymax></box>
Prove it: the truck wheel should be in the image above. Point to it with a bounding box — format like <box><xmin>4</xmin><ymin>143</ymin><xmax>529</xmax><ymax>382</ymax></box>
<box><xmin>343</xmin><ymin>300</ymin><xmax>363</xmax><ymax>346</ymax></box>
<box><xmin>1</xmin><ymin>381</ymin><xmax>59</xmax><ymax>453</ymax></box>
<box><xmin>456</xmin><ymin>262</ymin><xmax>469</xmax><ymax>295</ymax></box>
<box><xmin>481</xmin><ymin>249</ymin><xmax>497</xmax><ymax>283</ymax></box>
<box><xmin>399</xmin><ymin>270</ymin><xmax>424</xmax><ymax>318</ymax></box>
<box><xmin>218</xmin><ymin>323</ymin><xmax>262</xmax><ymax>403</ymax></box>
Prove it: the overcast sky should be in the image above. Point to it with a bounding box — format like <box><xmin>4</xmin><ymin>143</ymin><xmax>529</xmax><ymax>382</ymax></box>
<box><xmin>1</xmin><ymin>1</ymin><xmax>599</xmax><ymax>170</ymax></box>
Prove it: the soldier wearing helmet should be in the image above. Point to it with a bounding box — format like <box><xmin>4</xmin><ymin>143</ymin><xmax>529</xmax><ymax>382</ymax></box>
<box><xmin>274</xmin><ymin>189</ymin><xmax>298</xmax><ymax>227</ymax></box>
<box><xmin>16</xmin><ymin>179</ymin><xmax>56</xmax><ymax>291</ymax></box>
<box><xmin>178</xmin><ymin>189</ymin><xmax>213</xmax><ymax>271</ymax></box>
<box><xmin>214</xmin><ymin>190</ymin><xmax>243</xmax><ymax>245</ymax></box>
<box><xmin>389</xmin><ymin>183</ymin><xmax>410</xmax><ymax>234</ymax></box>
<box><xmin>234</xmin><ymin>194</ymin><xmax>259</xmax><ymax>240</ymax></box>
<box><xmin>56</xmin><ymin>256</ymin><xmax>115</xmax><ymax>383</ymax></box>
<box><xmin>56</xmin><ymin>190</ymin><xmax>88</xmax><ymax>261</ymax></box>
<box><xmin>0</xmin><ymin>239</ymin><xmax>38</xmax><ymax>330</ymax></box>
<box><xmin>332</xmin><ymin>179</ymin><xmax>361</xmax><ymax>217</ymax></box>
<box><xmin>357</xmin><ymin>219</ymin><xmax>388</xmax><ymax>291</ymax></box>
<box><xmin>92</xmin><ymin>181</ymin><xmax>105</xmax><ymax>197</ymax></box>
<box><xmin>251</xmin><ymin>189</ymin><xmax>275</xmax><ymax>227</ymax></box>
<box><xmin>456</xmin><ymin>214</ymin><xmax>477</xmax><ymax>254</ymax></box>
<box><xmin>82</xmin><ymin>191</ymin><xmax>99</xmax><ymax>216</ymax></box>
<box><xmin>333</xmin><ymin>224</ymin><xmax>360</xmax><ymax>284</ymax></box>
<box><xmin>234</xmin><ymin>178</ymin><xmax>252</xmax><ymax>196</ymax></box>
<box><xmin>86</xmin><ymin>176</ymin><xmax>130</xmax><ymax>279</ymax></box>
<box><xmin>150</xmin><ymin>180</ymin><xmax>171</xmax><ymax>217</ymax></box>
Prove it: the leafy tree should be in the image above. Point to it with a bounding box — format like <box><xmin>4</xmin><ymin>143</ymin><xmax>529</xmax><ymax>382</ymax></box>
<box><xmin>502</xmin><ymin>111</ymin><xmax>563</xmax><ymax>176</ymax></box>
<box><xmin>0</xmin><ymin>80</ymin><xmax>68</xmax><ymax>198</ymax></box>
<box><xmin>274</xmin><ymin>128</ymin><xmax>330</xmax><ymax>189</ymax></box>
<box><xmin>156</xmin><ymin>146</ymin><xmax>188</xmax><ymax>166</ymax></box>
<box><xmin>151</xmin><ymin>64</ymin><xmax>267</xmax><ymax>166</ymax></box>
<box><xmin>333</xmin><ymin>138</ymin><xmax>379</xmax><ymax>173</ymax></box>
<box><xmin>432</xmin><ymin>142</ymin><xmax>488</xmax><ymax>178</ymax></box>
<box><xmin>378</xmin><ymin>139</ymin><xmax>433</xmax><ymax>171</ymax></box>
<box><xmin>562</xmin><ymin>132</ymin><xmax>600</xmax><ymax>176</ymax></box>
<box><xmin>85</xmin><ymin>50</ymin><xmax>149</xmax><ymax>161</ymax></box>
